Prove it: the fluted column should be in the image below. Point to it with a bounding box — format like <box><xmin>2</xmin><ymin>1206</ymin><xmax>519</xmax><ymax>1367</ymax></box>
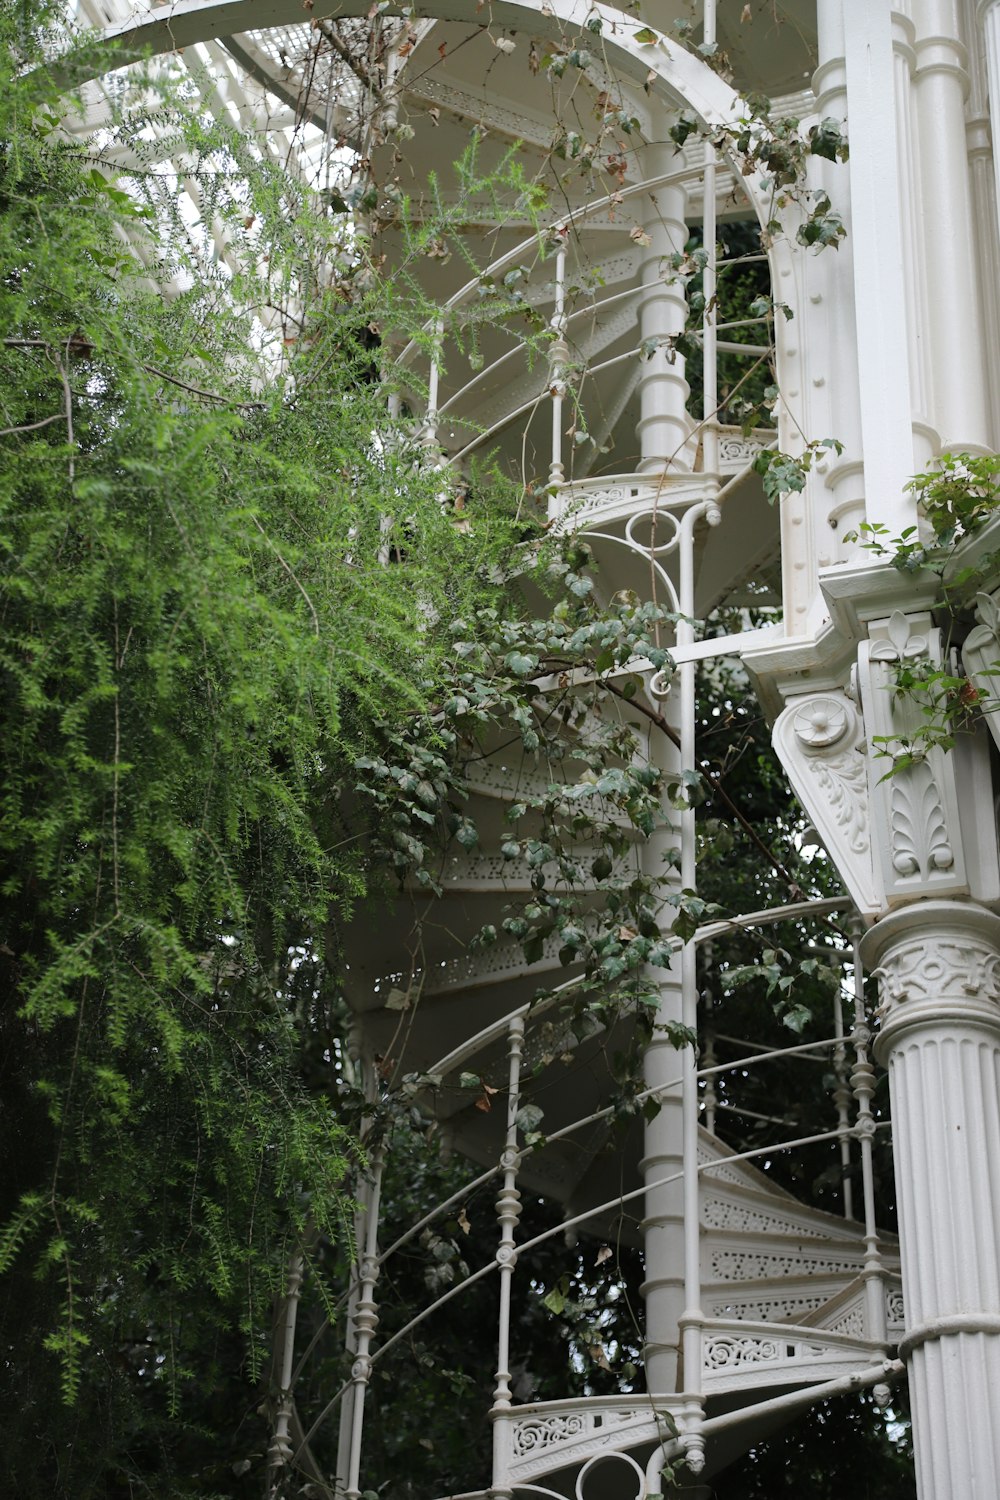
<box><xmin>890</xmin><ymin>10</ymin><xmax>937</xmax><ymax>470</ymax></box>
<box><xmin>811</xmin><ymin>0</ymin><xmax>867</xmax><ymax>551</ymax></box>
<box><xmin>863</xmin><ymin>900</ymin><xmax>1000</xmax><ymax>1499</ymax></box>
<box><xmin>841</xmin><ymin>0</ymin><xmax>917</xmax><ymax>533</ymax></box>
<box><xmin>912</xmin><ymin>0</ymin><xmax>991</xmax><ymax>449</ymax></box>
<box><xmin>980</xmin><ymin>0</ymin><xmax>1000</xmax><ymax>223</ymax></box>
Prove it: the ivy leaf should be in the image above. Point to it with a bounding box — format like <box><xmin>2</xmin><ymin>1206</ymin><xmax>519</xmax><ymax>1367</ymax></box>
<box><xmin>543</xmin><ymin>1278</ymin><xmax>568</xmax><ymax>1315</ymax></box>
<box><xmin>782</xmin><ymin>1003</ymin><xmax>813</xmax><ymax>1034</ymax></box>
<box><xmin>454</xmin><ymin>819</ymin><xmax>479</xmax><ymax>849</ymax></box>
<box><xmin>669</xmin><ymin>116</ymin><xmax>698</xmax><ymax>150</ymax></box>
<box><xmin>515</xmin><ymin>1103</ymin><xmax>544</xmax><ymax>1135</ymax></box>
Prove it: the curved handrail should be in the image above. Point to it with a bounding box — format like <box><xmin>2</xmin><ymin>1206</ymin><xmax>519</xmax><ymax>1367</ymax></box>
<box><xmin>425</xmin><ymin>895</ymin><xmax>849</xmax><ymax>1080</ymax></box>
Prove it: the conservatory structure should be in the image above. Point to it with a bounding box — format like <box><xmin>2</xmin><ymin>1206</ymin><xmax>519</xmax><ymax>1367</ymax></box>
<box><xmin>74</xmin><ymin>0</ymin><xmax>1000</xmax><ymax>1496</ymax></box>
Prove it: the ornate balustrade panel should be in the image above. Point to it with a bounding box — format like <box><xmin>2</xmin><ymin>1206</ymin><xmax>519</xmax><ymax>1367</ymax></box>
<box><xmin>370</xmin><ymin>930</ymin><xmax>564</xmax><ymax>1006</ymax></box>
<box><xmin>701</xmin><ymin>1318</ymin><xmax>883</xmax><ymax>1395</ymax></box>
<box><xmin>501</xmin><ymin>1400</ymin><xmax>670</xmax><ymax>1485</ymax></box>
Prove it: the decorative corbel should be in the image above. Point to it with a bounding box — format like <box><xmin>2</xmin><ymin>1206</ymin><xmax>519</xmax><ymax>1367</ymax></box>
<box><xmin>772</xmin><ymin>688</ymin><xmax>880</xmax><ymax>916</ymax></box>
<box><xmin>962</xmin><ymin>589</ymin><xmax>1000</xmax><ymax>753</ymax></box>
<box><xmin>857</xmin><ymin>611</ymin><xmax>969</xmax><ymax>904</ymax></box>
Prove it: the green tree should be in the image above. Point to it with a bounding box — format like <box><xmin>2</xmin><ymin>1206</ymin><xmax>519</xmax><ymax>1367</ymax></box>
<box><xmin>0</xmin><ymin>16</ymin><xmax>537</xmax><ymax>1493</ymax></box>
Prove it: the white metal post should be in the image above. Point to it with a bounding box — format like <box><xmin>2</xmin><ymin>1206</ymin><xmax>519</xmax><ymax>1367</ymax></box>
<box><xmin>423</xmin><ymin>316</ymin><xmax>443</xmax><ymax>460</ymax></box>
<box><xmin>548</xmin><ymin>237</ymin><xmax>568</xmax><ymax>499</ymax></box>
<box><xmin>812</xmin><ymin>0</ymin><xmax>866</xmax><ymax>546</ymax></box>
<box><xmin>832</xmin><ymin>983</ymin><xmax>854</xmax><ymax>1221</ymax></box>
<box><xmin>267</xmin><ymin>1249</ymin><xmax>305</xmax><ymax>1494</ymax></box>
<box><xmin>676</xmin><ymin>499</ymin><xmax>716</xmax><ymax>1473</ymax></box>
<box><xmin>849</xmin><ymin>925</ymin><xmax>887</xmax><ymax>1347</ymax></box>
<box><xmin>344</xmin><ymin>1148</ymin><xmax>385</xmax><ymax>1500</ymax></box>
<box><xmin>911</xmin><ymin>0</ymin><xmax>990</xmax><ymax>451</ymax></box>
<box><xmin>490</xmin><ymin>1015</ymin><xmax>525</xmax><ymax>1500</ymax></box>
<box><xmin>641</xmin><ymin>706</ymin><xmax>686</xmax><ymax>1396</ymax></box>
<box><xmin>700</xmin><ymin>0</ymin><xmax>719</xmax><ymax>483</ymax></box>
<box><xmin>842</xmin><ymin>0</ymin><xmax>918</xmax><ymax>533</ymax></box>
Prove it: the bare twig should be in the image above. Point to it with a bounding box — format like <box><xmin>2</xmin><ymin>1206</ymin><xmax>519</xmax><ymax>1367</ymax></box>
<box><xmin>3</xmin><ymin>339</ymin><xmax>266</xmax><ymax>412</ymax></box>
<box><xmin>316</xmin><ymin>18</ymin><xmax>374</xmax><ymax>89</ymax></box>
<box><xmin>143</xmin><ymin>365</ymin><xmax>267</xmax><ymax>411</ymax></box>
<box><xmin>250</xmin><ymin>515</ymin><xmax>320</xmax><ymax>636</ymax></box>
<box><xmin>0</xmin><ymin>412</ymin><xmax>64</xmax><ymax>438</ymax></box>
<box><xmin>54</xmin><ymin>344</ymin><xmax>75</xmax><ymax>484</ymax></box>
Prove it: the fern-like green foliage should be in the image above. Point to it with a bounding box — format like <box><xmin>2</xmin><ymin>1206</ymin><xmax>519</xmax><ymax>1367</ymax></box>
<box><xmin>0</xmin><ymin>11</ymin><xmax>537</xmax><ymax>1491</ymax></box>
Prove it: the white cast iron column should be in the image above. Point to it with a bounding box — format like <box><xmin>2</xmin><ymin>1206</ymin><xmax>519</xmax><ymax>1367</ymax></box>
<box><xmin>634</xmin><ymin>115</ymin><xmax>690</xmax><ymax>475</ymax></box>
<box><xmin>640</xmin><ymin>715</ymin><xmax>685</xmax><ymax>1394</ymax></box>
<box><xmin>863</xmin><ymin>900</ymin><xmax>1000</xmax><ymax>1499</ymax></box>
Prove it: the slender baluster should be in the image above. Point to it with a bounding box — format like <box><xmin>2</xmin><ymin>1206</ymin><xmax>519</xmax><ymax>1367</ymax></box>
<box><xmin>832</xmin><ymin>979</ymin><xmax>854</xmax><ymax>1219</ymax></box>
<box><xmin>701</xmin><ymin>44</ymin><xmax>719</xmax><ymax>478</ymax></box>
<box><xmin>345</xmin><ymin>1118</ymin><xmax>385</xmax><ymax>1500</ymax></box>
<box><xmin>490</xmin><ymin>1015</ymin><xmax>525</xmax><ymax>1500</ymax></box>
<box><xmin>267</xmin><ymin>1248</ymin><xmax>305</xmax><ymax>1495</ymax></box>
<box><xmin>701</xmin><ymin>953</ymin><xmax>717</xmax><ymax>1137</ymax></box>
<box><xmin>423</xmin><ymin>316</ymin><xmax>442</xmax><ymax>460</ymax></box>
<box><xmin>344</xmin><ymin>1156</ymin><xmax>384</xmax><ymax>1500</ymax></box>
<box><xmin>850</xmin><ymin>921</ymin><xmax>888</xmax><ymax>1354</ymax></box>
<box><xmin>335</xmin><ymin>1021</ymin><xmax>367</xmax><ymax>1493</ymax></box>
<box><xmin>548</xmin><ymin>236</ymin><xmax>568</xmax><ymax>503</ymax></box>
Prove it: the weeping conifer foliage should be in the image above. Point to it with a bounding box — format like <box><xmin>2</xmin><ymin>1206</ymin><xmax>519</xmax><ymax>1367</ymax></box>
<box><xmin>0</xmin><ymin>15</ymin><xmax>540</xmax><ymax>1490</ymax></box>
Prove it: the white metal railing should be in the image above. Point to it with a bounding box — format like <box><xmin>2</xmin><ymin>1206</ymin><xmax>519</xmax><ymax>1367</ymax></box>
<box><xmin>393</xmin><ymin>143</ymin><xmax>773</xmax><ymax>517</ymax></box>
<box><xmin>309</xmin><ymin>903</ymin><xmax>892</xmax><ymax>1493</ymax></box>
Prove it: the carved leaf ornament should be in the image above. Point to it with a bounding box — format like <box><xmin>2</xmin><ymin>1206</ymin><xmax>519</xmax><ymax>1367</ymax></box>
<box><xmin>868</xmin><ymin>609</ymin><xmax>929</xmax><ymax>664</ymax></box>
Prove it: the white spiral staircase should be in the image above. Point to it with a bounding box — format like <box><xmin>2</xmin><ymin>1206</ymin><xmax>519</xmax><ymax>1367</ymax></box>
<box><xmin>343</xmin><ymin>705</ymin><xmax>901</xmax><ymax>1492</ymax></box>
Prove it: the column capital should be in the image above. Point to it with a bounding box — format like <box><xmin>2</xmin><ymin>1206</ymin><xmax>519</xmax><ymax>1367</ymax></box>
<box><xmin>862</xmin><ymin>899</ymin><xmax>1000</xmax><ymax>1056</ymax></box>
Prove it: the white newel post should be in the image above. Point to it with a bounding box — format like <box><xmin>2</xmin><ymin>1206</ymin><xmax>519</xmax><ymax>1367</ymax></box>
<box><xmin>863</xmin><ymin>900</ymin><xmax>1000</xmax><ymax>1499</ymax></box>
